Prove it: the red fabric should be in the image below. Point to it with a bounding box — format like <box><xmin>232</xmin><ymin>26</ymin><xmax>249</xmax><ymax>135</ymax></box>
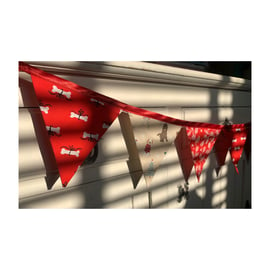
<box><xmin>31</xmin><ymin>75</ymin><xmax>120</xmax><ymax>186</ymax></box>
<box><xmin>214</xmin><ymin>126</ymin><xmax>234</xmax><ymax>174</ymax></box>
<box><xmin>230</xmin><ymin>126</ymin><xmax>247</xmax><ymax>173</ymax></box>
<box><xmin>186</xmin><ymin>127</ymin><xmax>221</xmax><ymax>182</ymax></box>
<box><xmin>174</xmin><ymin>128</ymin><xmax>194</xmax><ymax>182</ymax></box>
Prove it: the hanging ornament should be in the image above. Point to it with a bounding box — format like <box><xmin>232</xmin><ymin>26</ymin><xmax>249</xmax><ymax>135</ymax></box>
<box><xmin>230</xmin><ymin>126</ymin><xmax>247</xmax><ymax>173</ymax></box>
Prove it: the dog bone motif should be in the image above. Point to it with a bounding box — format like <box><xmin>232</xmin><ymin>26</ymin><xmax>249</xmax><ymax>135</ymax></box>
<box><xmin>46</xmin><ymin>126</ymin><xmax>60</xmax><ymax>134</ymax></box>
<box><xmin>60</xmin><ymin>148</ymin><xmax>80</xmax><ymax>157</ymax></box>
<box><xmin>40</xmin><ymin>106</ymin><xmax>49</xmax><ymax>114</ymax></box>
<box><xmin>82</xmin><ymin>132</ymin><xmax>99</xmax><ymax>140</ymax></box>
<box><xmin>51</xmin><ymin>85</ymin><xmax>71</xmax><ymax>99</ymax></box>
<box><xmin>70</xmin><ymin>112</ymin><xmax>88</xmax><ymax>122</ymax></box>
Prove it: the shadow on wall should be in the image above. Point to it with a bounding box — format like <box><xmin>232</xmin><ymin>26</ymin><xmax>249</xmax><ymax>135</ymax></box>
<box><xmin>19</xmin><ymin>62</ymin><xmax>251</xmax><ymax>209</ymax></box>
<box><xmin>19</xmin><ymin>77</ymin><xmax>59</xmax><ymax>189</ymax></box>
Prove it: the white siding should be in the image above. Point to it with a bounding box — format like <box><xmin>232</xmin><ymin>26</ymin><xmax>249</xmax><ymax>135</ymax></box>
<box><xmin>19</xmin><ymin>62</ymin><xmax>251</xmax><ymax>208</ymax></box>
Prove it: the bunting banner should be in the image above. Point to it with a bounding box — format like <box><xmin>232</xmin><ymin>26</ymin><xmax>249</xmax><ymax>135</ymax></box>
<box><xmin>19</xmin><ymin>62</ymin><xmax>251</xmax><ymax>188</ymax></box>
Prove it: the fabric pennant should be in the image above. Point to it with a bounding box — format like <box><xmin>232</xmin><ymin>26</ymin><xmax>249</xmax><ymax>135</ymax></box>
<box><xmin>174</xmin><ymin>128</ymin><xmax>194</xmax><ymax>182</ymax></box>
<box><xmin>119</xmin><ymin>112</ymin><xmax>180</xmax><ymax>187</ymax></box>
<box><xmin>186</xmin><ymin>127</ymin><xmax>221</xmax><ymax>182</ymax></box>
<box><xmin>230</xmin><ymin>126</ymin><xmax>247</xmax><ymax>173</ymax></box>
<box><xmin>31</xmin><ymin>75</ymin><xmax>120</xmax><ymax>186</ymax></box>
<box><xmin>136</xmin><ymin>116</ymin><xmax>180</xmax><ymax>186</ymax></box>
<box><xmin>214</xmin><ymin>126</ymin><xmax>234</xmax><ymax>175</ymax></box>
<box><xmin>19</xmin><ymin>63</ymin><xmax>252</xmax><ymax>189</ymax></box>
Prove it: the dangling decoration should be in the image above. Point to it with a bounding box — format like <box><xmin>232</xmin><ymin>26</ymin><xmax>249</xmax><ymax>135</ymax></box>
<box><xmin>177</xmin><ymin>181</ymin><xmax>189</xmax><ymax>203</ymax></box>
<box><xmin>31</xmin><ymin>75</ymin><xmax>120</xmax><ymax>186</ymax></box>
<box><xmin>185</xmin><ymin>127</ymin><xmax>221</xmax><ymax>181</ymax></box>
<box><xmin>230</xmin><ymin>126</ymin><xmax>247</xmax><ymax>173</ymax></box>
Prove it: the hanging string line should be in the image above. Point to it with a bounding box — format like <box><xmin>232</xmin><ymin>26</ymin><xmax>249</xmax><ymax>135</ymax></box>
<box><xmin>19</xmin><ymin>62</ymin><xmax>251</xmax><ymax>130</ymax></box>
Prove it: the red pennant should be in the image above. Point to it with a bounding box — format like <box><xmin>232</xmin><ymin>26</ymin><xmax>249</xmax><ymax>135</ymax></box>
<box><xmin>230</xmin><ymin>126</ymin><xmax>247</xmax><ymax>173</ymax></box>
<box><xmin>214</xmin><ymin>126</ymin><xmax>234</xmax><ymax>175</ymax></box>
<box><xmin>31</xmin><ymin>75</ymin><xmax>120</xmax><ymax>187</ymax></box>
<box><xmin>186</xmin><ymin>127</ymin><xmax>221</xmax><ymax>181</ymax></box>
<box><xmin>174</xmin><ymin>128</ymin><xmax>194</xmax><ymax>182</ymax></box>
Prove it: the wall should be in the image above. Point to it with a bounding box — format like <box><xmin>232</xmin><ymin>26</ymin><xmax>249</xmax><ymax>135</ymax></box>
<box><xmin>18</xmin><ymin>61</ymin><xmax>251</xmax><ymax>208</ymax></box>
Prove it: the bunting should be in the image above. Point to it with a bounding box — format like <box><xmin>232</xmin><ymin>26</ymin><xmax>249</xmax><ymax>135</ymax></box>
<box><xmin>19</xmin><ymin>62</ymin><xmax>251</xmax><ymax>188</ymax></box>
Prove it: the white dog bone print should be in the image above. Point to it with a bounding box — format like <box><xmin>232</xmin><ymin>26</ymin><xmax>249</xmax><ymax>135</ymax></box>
<box><xmin>82</xmin><ymin>132</ymin><xmax>99</xmax><ymax>140</ymax></box>
<box><xmin>70</xmin><ymin>112</ymin><xmax>88</xmax><ymax>122</ymax></box>
<box><xmin>40</xmin><ymin>106</ymin><xmax>49</xmax><ymax>114</ymax></box>
<box><xmin>60</xmin><ymin>148</ymin><xmax>80</xmax><ymax>157</ymax></box>
<box><xmin>52</xmin><ymin>85</ymin><xmax>71</xmax><ymax>99</ymax></box>
<box><xmin>241</xmin><ymin>137</ymin><xmax>246</xmax><ymax>141</ymax></box>
<box><xmin>46</xmin><ymin>126</ymin><xmax>60</xmax><ymax>134</ymax></box>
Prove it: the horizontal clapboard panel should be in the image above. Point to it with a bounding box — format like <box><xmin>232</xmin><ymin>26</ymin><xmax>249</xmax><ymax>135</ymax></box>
<box><xmin>23</xmin><ymin>61</ymin><xmax>251</xmax><ymax>90</ymax></box>
<box><xmin>19</xmin><ymin>73</ymin><xmax>251</xmax><ymax>109</ymax></box>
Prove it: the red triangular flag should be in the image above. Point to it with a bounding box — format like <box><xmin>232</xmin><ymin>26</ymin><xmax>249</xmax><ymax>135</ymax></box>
<box><xmin>186</xmin><ymin>126</ymin><xmax>221</xmax><ymax>181</ymax></box>
<box><xmin>31</xmin><ymin>75</ymin><xmax>120</xmax><ymax>187</ymax></box>
<box><xmin>214</xmin><ymin>126</ymin><xmax>233</xmax><ymax>175</ymax></box>
<box><xmin>174</xmin><ymin>128</ymin><xmax>194</xmax><ymax>182</ymax></box>
<box><xmin>230</xmin><ymin>126</ymin><xmax>247</xmax><ymax>173</ymax></box>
